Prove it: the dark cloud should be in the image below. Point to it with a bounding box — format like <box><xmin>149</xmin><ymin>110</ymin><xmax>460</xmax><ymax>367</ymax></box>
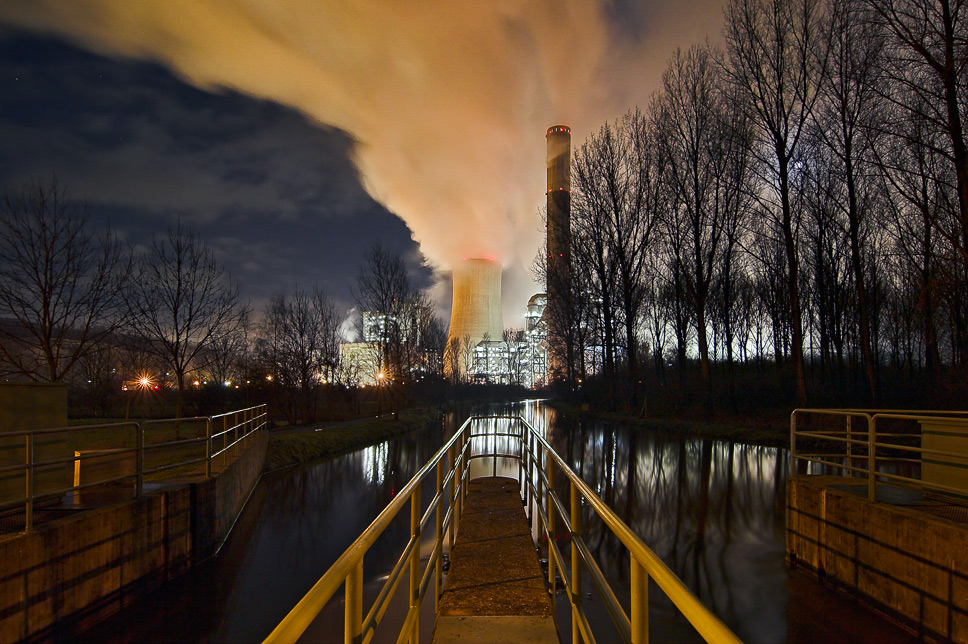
<box><xmin>0</xmin><ymin>35</ymin><xmax>431</xmax><ymax>314</ymax></box>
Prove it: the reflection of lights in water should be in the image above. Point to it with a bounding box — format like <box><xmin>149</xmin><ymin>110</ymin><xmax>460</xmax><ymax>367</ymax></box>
<box><xmin>362</xmin><ymin>443</ymin><xmax>388</xmax><ymax>484</ymax></box>
<box><xmin>609</xmin><ymin>434</ymin><xmax>617</xmax><ymax>489</ymax></box>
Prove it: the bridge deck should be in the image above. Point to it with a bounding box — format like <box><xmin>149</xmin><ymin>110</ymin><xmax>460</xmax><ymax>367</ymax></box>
<box><xmin>432</xmin><ymin>476</ymin><xmax>558</xmax><ymax>644</ymax></box>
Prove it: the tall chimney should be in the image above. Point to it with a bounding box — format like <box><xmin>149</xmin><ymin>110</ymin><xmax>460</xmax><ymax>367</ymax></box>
<box><xmin>446</xmin><ymin>258</ymin><xmax>503</xmax><ymax>376</ymax></box>
<box><xmin>546</xmin><ymin>125</ymin><xmax>571</xmax><ymax>378</ymax></box>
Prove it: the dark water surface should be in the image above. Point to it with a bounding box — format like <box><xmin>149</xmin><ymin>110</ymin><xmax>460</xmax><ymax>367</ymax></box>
<box><xmin>79</xmin><ymin>401</ymin><xmax>915</xmax><ymax>643</ymax></box>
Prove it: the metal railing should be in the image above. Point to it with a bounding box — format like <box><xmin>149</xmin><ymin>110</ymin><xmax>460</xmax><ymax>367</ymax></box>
<box><xmin>264</xmin><ymin>415</ymin><xmax>740</xmax><ymax>644</ymax></box>
<box><xmin>0</xmin><ymin>404</ymin><xmax>267</xmax><ymax>532</ymax></box>
<box><xmin>791</xmin><ymin>408</ymin><xmax>968</xmax><ymax>502</ymax></box>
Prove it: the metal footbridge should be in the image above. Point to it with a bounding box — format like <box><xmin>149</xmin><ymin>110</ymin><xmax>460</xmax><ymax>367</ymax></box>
<box><xmin>263</xmin><ymin>416</ymin><xmax>741</xmax><ymax>644</ymax></box>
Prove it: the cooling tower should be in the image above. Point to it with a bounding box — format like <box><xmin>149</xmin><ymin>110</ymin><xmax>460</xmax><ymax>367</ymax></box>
<box><xmin>446</xmin><ymin>258</ymin><xmax>503</xmax><ymax>374</ymax></box>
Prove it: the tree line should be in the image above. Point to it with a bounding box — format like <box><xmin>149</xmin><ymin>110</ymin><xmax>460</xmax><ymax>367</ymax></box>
<box><xmin>0</xmin><ymin>178</ymin><xmax>447</xmax><ymax>423</ymax></box>
<box><xmin>548</xmin><ymin>0</ymin><xmax>968</xmax><ymax>412</ymax></box>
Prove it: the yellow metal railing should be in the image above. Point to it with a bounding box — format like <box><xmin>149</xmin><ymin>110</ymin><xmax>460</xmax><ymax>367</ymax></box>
<box><xmin>0</xmin><ymin>404</ymin><xmax>268</xmax><ymax>532</ymax></box>
<box><xmin>791</xmin><ymin>408</ymin><xmax>968</xmax><ymax>502</ymax></box>
<box><xmin>264</xmin><ymin>415</ymin><xmax>741</xmax><ymax>644</ymax></box>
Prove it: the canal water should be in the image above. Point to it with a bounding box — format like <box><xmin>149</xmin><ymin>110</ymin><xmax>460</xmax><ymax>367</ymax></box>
<box><xmin>78</xmin><ymin>400</ymin><xmax>916</xmax><ymax>643</ymax></box>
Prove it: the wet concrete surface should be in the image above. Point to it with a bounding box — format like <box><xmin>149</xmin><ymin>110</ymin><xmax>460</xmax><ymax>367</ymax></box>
<box><xmin>438</xmin><ymin>477</ymin><xmax>552</xmax><ymax>618</ymax></box>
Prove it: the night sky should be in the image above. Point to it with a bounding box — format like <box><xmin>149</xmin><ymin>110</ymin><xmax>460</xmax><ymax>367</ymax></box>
<box><xmin>0</xmin><ymin>1</ymin><xmax>723</xmax><ymax>325</ymax></box>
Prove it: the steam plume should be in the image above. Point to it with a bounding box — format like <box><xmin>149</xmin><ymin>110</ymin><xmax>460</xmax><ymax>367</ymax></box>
<box><xmin>0</xmin><ymin>0</ymin><xmax>722</xmax><ymax>321</ymax></box>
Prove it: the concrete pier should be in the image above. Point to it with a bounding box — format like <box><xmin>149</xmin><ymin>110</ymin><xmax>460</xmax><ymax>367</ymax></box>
<box><xmin>432</xmin><ymin>477</ymin><xmax>558</xmax><ymax>644</ymax></box>
<box><xmin>787</xmin><ymin>475</ymin><xmax>968</xmax><ymax>642</ymax></box>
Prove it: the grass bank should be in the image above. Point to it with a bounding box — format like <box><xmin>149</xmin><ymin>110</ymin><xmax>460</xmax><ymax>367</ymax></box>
<box><xmin>550</xmin><ymin>401</ymin><xmax>791</xmax><ymax>447</ymax></box>
<box><xmin>263</xmin><ymin>408</ymin><xmax>441</xmax><ymax>472</ymax></box>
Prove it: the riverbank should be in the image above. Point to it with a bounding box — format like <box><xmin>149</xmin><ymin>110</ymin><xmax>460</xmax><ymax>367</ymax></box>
<box><xmin>550</xmin><ymin>401</ymin><xmax>790</xmax><ymax>447</ymax></box>
<box><xmin>262</xmin><ymin>407</ymin><xmax>442</xmax><ymax>471</ymax></box>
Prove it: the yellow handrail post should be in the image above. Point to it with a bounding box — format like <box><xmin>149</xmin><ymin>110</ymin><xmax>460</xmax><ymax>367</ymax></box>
<box><xmin>409</xmin><ymin>484</ymin><xmax>421</xmax><ymax>644</ymax></box>
<box><xmin>136</xmin><ymin>421</ymin><xmax>144</xmax><ymax>496</ymax></box>
<box><xmin>547</xmin><ymin>453</ymin><xmax>556</xmax><ymax>592</ymax></box>
<box><xmin>524</xmin><ymin>428</ymin><xmax>531</xmax><ymax>511</ymax></box>
<box><xmin>529</xmin><ymin>430</ymin><xmax>535</xmax><ymax>530</ymax></box>
<box><xmin>631</xmin><ymin>558</ymin><xmax>648</xmax><ymax>644</ymax></box>
<box><xmin>205</xmin><ymin>418</ymin><xmax>212</xmax><ymax>478</ymax></box>
<box><xmin>25</xmin><ymin>434</ymin><xmax>34</xmax><ymax>532</ymax></box>
<box><xmin>455</xmin><ymin>444</ymin><xmax>463</xmax><ymax>539</ymax></box>
<box><xmin>447</xmin><ymin>445</ymin><xmax>455</xmax><ymax>551</ymax></box>
<box><xmin>868</xmin><ymin>416</ymin><xmax>877</xmax><ymax>502</ymax></box>
<box><xmin>570</xmin><ymin>480</ymin><xmax>582</xmax><ymax>644</ymax></box>
<box><xmin>435</xmin><ymin>458</ymin><xmax>444</xmax><ymax>612</ymax></box>
<box><xmin>461</xmin><ymin>429</ymin><xmax>469</xmax><ymax>507</ymax></box>
<box><xmin>345</xmin><ymin>558</ymin><xmax>363</xmax><ymax>644</ymax></box>
<box><xmin>846</xmin><ymin>415</ymin><xmax>853</xmax><ymax>478</ymax></box>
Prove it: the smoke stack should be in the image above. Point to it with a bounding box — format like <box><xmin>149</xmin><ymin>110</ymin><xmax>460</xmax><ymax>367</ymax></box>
<box><xmin>446</xmin><ymin>258</ymin><xmax>504</xmax><ymax>375</ymax></box>
<box><xmin>546</xmin><ymin>125</ymin><xmax>571</xmax><ymax>378</ymax></box>
<box><xmin>546</xmin><ymin>125</ymin><xmax>571</xmax><ymax>272</ymax></box>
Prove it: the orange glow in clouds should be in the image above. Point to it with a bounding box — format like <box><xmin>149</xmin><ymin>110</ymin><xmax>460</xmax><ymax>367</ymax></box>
<box><xmin>0</xmin><ymin>0</ymin><xmax>724</xmax><ymax>320</ymax></box>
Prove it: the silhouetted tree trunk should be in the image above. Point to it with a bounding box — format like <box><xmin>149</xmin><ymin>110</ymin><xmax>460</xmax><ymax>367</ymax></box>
<box><xmin>724</xmin><ymin>0</ymin><xmax>828</xmax><ymax>405</ymax></box>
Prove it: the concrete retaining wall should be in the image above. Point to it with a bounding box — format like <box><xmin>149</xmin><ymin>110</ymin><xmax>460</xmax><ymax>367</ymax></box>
<box><xmin>0</xmin><ymin>430</ymin><xmax>268</xmax><ymax>642</ymax></box>
<box><xmin>193</xmin><ymin>430</ymin><xmax>268</xmax><ymax>560</ymax></box>
<box><xmin>787</xmin><ymin>475</ymin><xmax>968</xmax><ymax>642</ymax></box>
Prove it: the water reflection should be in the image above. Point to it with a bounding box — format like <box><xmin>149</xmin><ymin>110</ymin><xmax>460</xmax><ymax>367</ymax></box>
<box><xmin>78</xmin><ymin>401</ymin><xmax>915</xmax><ymax>644</ymax></box>
<box><xmin>517</xmin><ymin>400</ymin><xmax>915</xmax><ymax>644</ymax></box>
<box><xmin>78</xmin><ymin>413</ymin><xmax>457</xmax><ymax>644</ymax></box>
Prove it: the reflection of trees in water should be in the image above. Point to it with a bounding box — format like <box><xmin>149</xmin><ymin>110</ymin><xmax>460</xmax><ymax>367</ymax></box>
<box><xmin>543</xmin><ymin>413</ymin><xmax>788</xmax><ymax>622</ymax></box>
<box><xmin>259</xmin><ymin>419</ymin><xmax>449</xmax><ymax>585</ymax></box>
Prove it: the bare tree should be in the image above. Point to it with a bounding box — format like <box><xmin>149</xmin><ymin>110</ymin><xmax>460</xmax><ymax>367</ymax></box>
<box><xmin>353</xmin><ymin>244</ymin><xmax>421</xmax><ymax>381</ymax></box>
<box><xmin>723</xmin><ymin>0</ymin><xmax>829</xmax><ymax>404</ymax></box>
<box><xmin>808</xmin><ymin>0</ymin><xmax>886</xmax><ymax>400</ymax></box>
<box><xmin>416</xmin><ymin>302</ymin><xmax>447</xmax><ymax>380</ymax></box>
<box><xmin>0</xmin><ymin>177</ymin><xmax>130</xmax><ymax>382</ymax></box>
<box><xmin>444</xmin><ymin>335</ymin><xmax>467</xmax><ymax>385</ymax></box>
<box><xmin>571</xmin><ymin>110</ymin><xmax>665</xmax><ymax>408</ymax></box>
<box><xmin>876</xmin><ymin>105</ymin><xmax>952</xmax><ymax>376</ymax></box>
<box><xmin>257</xmin><ymin>286</ymin><xmax>341</xmax><ymax>424</ymax></box>
<box><xmin>656</xmin><ymin>45</ymin><xmax>749</xmax><ymax>402</ymax></box>
<box><xmin>865</xmin><ymin>0</ymin><xmax>968</xmax><ymax>262</ymax></box>
<box><xmin>128</xmin><ymin>221</ymin><xmax>245</xmax><ymax>417</ymax></box>
<box><xmin>203</xmin><ymin>310</ymin><xmax>251</xmax><ymax>387</ymax></box>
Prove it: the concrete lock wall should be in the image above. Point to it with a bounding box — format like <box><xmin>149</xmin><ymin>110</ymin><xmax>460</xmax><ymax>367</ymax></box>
<box><xmin>0</xmin><ymin>429</ymin><xmax>268</xmax><ymax>642</ymax></box>
<box><xmin>787</xmin><ymin>475</ymin><xmax>968</xmax><ymax>642</ymax></box>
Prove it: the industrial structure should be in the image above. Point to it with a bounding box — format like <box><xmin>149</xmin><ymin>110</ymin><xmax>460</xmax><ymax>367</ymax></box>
<box><xmin>445</xmin><ymin>258</ymin><xmax>504</xmax><ymax>377</ymax></box>
<box><xmin>339</xmin><ymin>312</ymin><xmax>415</xmax><ymax>386</ymax></box>
<box><xmin>469</xmin><ymin>293</ymin><xmax>547</xmax><ymax>387</ymax></box>
<box><xmin>545</xmin><ymin>125</ymin><xmax>571</xmax><ymax>379</ymax></box>
<box><xmin>441</xmin><ymin>125</ymin><xmax>570</xmax><ymax>386</ymax></box>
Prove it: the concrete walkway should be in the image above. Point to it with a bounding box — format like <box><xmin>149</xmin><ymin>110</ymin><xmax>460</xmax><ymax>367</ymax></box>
<box><xmin>432</xmin><ymin>477</ymin><xmax>558</xmax><ymax>644</ymax></box>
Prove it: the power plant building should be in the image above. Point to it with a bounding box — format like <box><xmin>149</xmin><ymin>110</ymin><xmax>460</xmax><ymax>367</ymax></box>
<box><xmin>469</xmin><ymin>293</ymin><xmax>547</xmax><ymax>387</ymax></box>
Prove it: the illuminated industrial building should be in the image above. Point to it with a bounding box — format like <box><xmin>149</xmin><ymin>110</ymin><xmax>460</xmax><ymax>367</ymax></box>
<box><xmin>468</xmin><ymin>293</ymin><xmax>547</xmax><ymax>388</ymax></box>
<box><xmin>338</xmin><ymin>341</ymin><xmax>380</xmax><ymax>386</ymax></box>
<box><xmin>340</xmin><ymin>312</ymin><xmax>418</xmax><ymax>386</ymax></box>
